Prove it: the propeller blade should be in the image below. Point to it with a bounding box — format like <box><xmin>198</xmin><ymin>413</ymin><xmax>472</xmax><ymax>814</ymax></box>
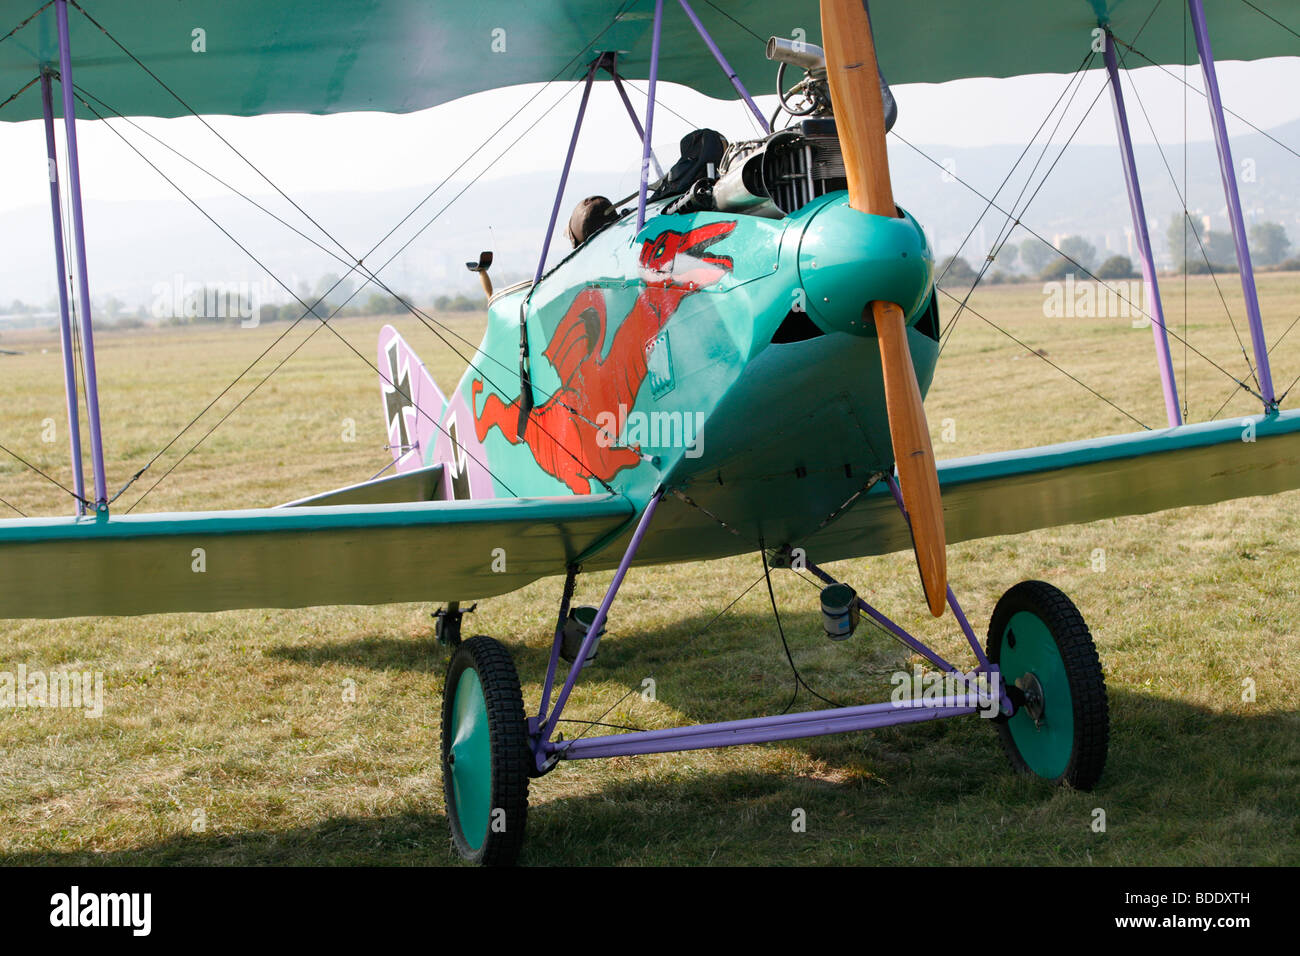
<box><xmin>821</xmin><ymin>0</ymin><xmax>948</xmax><ymax>616</ymax></box>
<box><xmin>874</xmin><ymin>301</ymin><xmax>948</xmax><ymax>616</ymax></box>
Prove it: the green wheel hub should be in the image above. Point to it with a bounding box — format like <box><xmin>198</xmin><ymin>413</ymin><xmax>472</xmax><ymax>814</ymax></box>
<box><xmin>440</xmin><ymin>636</ymin><xmax>530</xmax><ymax>865</ymax></box>
<box><xmin>447</xmin><ymin>670</ymin><xmax>491</xmax><ymax>851</ymax></box>
<box><xmin>985</xmin><ymin>580</ymin><xmax>1109</xmax><ymax>790</ymax></box>
<box><xmin>999</xmin><ymin>610</ymin><xmax>1074</xmax><ymax>780</ymax></box>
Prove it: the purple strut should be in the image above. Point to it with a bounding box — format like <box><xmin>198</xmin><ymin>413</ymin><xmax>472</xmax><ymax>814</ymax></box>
<box><xmin>1103</xmin><ymin>33</ymin><xmax>1182</xmax><ymax>428</ymax></box>
<box><xmin>880</xmin><ymin>474</ymin><xmax>1010</xmax><ymax>710</ymax></box>
<box><xmin>608</xmin><ymin>69</ymin><xmax>663</xmax><ymax>179</ymax></box>
<box><xmin>39</xmin><ymin>70</ymin><xmax>86</xmax><ymax>516</ymax></box>
<box><xmin>554</xmin><ymin>697</ymin><xmax>980</xmax><ymax>760</ymax></box>
<box><xmin>677</xmin><ymin>0</ymin><xmax>770</xmax><ymax>133</ymax></box>
<box><xmin>1187</xmin><ymin>0</ymin><xmax>1275</xmax><ymax>409</ymax></box>
<box><xmin>55</xmin><ymin>0</ymin><xmax>107</xmax><ymax>510</ymax></box>
<box><xmin>531</xmin><ymin>60</ymin><xmax>599</xmax><ymax>288</ymax></box>
<box><xmin>540</xmin><ymin>489</ymin><xmax>664</xmax><ymax>741</ymax></box>
<box><xmin>636</xmin><ymin>0</ymin><xmax>664</xmax><ymax>230</ymax></box>
<box><xmin>803</xmin><ymin>558</ymin><xmax>957</xmax><ymax>673</ymax></box>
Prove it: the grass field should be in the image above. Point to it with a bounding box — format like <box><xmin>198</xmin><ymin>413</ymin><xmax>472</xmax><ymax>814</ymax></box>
<box><xmin>0</xmin><ymin>272</ymin><xmax>1297</xmax><ymax>866</ymax></box>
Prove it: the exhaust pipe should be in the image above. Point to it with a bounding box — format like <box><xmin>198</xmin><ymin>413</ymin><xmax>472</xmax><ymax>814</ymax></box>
<box><xmin>766</xmin><ymin>36</ymin><xmax>826</xmax><ymax>73</ymax></box>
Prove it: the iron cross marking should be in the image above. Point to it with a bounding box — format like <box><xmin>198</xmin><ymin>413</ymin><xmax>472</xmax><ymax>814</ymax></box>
<box><xmin>384</xmin><ymin>342</ymin><xmax>413</xmax><ymax>453</ymax></box>
<box><xmin>446</xmin><ymin>415</ymin><xmax>471</xmax><ymax>500</ymax></box>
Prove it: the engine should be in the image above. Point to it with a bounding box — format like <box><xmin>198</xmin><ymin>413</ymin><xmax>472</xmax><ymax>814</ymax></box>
<box><xmin>666</xmin><ymin>36</ymin><xmax>893</xmax><ymax>221</ymax></box>
<box><xmin>711</xmin><ymin>120</ymin><xmax>847</xmax><ymax>219</ymax></box>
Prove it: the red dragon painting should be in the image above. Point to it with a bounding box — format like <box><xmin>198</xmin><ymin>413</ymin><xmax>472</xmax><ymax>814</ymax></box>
<box><xmin>473</xmin><ymin>220</ymin><xmax>737</xmax><ymax>494</ymax></box>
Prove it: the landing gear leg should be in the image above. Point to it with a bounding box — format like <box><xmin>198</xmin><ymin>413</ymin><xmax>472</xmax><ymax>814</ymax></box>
<box><xmin>434</xmin><ymin>601</ymin><xmax>476</xmax><ymax>647</ymax></box>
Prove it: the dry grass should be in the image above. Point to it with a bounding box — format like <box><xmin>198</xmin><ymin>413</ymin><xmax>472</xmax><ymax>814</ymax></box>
<box><xmin>0</xmin><ymin>273</ymin><xmax>1297</xmax><ymax>866</ymax></box>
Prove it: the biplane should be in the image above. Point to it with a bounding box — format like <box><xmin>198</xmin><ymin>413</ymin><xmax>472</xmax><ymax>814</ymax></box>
<box><xmin>1</xmin><ymin>0</ymin><xmax>1298</xmax><ymax>865</ymax></box>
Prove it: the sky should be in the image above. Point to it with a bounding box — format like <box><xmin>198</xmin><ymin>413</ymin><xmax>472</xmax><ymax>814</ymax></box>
<box><xmin>0</xmin><ymin>55</ymin><xmax>1297</xmax><ymax>216</ymax></box>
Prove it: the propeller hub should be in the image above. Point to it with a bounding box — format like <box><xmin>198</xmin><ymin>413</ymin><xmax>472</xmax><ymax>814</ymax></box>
<box><xmin>796</xmin><ymin>196</ymin><xmax>933</xmax><ymax>337</ymax></box>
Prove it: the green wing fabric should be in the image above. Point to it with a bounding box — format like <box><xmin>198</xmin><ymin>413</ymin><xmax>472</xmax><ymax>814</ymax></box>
<box><xmin>805</xmin><ymin>410</ymin><xmax>1300</xmax><ymax>563</ymax></box>
<box><xmin>0</xmin><ymin>0</ymin><xmax>1290</xmax><ymax>122</ymax></box>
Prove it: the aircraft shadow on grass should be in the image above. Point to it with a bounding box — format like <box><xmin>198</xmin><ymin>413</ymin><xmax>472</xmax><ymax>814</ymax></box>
<box><xmin>4</xmin><ymin>618</ymin><xmax>1295</xmax><ymax>866</ymax></box>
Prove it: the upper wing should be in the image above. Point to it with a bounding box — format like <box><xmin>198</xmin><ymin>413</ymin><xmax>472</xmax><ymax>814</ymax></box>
<box><xmin>807</xmin><ymin>409</ymin><xmax>1300</xmax><ymax>562</ymax></box>
<box><xmin>0</xmin><ymin>492</ymin><xmax>634</xmax><ymax>619</ymax></box>
<box><xmin>0</xmin><ymin>1</ymin><xmax>1289</xmax><ymax>123</ymax></box>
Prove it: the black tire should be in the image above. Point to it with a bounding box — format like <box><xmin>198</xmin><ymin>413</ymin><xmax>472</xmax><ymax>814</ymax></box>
<box><xmin>985</xmin><ymin>580</ymin><xmax>1108</xmax><ymax>790</ymax></box>
<box><xmin>440</xmin><ymin>636</ymin><xmax>531</xmax><ymax>865</ymax></box>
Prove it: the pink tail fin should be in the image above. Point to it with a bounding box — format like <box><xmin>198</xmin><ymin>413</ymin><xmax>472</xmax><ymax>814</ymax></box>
<box><xmin>378</xmin><ymin>325</ymin><xmax>445</xmax><ymax>474</ymax></box>
<box><xmin>377</xmin><ymin>325</ymin><xmax>495</xmax><ymax>500</ymax></box>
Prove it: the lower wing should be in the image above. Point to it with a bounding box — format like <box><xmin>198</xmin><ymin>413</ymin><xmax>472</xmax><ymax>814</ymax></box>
<box><xmin>0</xmin><ymin>492</ymin><xmax>633</xmax><ymax>619</ymax></box>
<box><xmin>808</xmin><ymin>409</ymin><xmax>1300</xmax><ymax>561</ymax></box>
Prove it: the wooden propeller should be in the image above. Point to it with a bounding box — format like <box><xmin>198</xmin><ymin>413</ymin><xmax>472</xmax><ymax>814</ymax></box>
<box><xmin>821</xmin><ymin>0</ymin><xmax>947</xmax><ymax>617</ymax></box>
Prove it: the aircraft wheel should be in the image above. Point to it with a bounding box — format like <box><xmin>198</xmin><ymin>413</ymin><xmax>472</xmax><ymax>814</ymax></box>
<box><xmin>440</xmin><ymin>636</ymin><xmax>530</xmax><ymax>864</ymax></box>
<box><xmin>985</xmin><ymin>581</ymin><xmax>1108</xmax><ymax>790</ymax></box>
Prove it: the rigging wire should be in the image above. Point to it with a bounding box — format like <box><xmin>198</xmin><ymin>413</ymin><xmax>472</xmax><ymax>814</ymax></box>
<box><xmin>932</xmin><ymin>0</ymin><xmax>1167</xmax><ymax>359</ymax></box>
<box><xmin>61</xmin><ymin>5</ymin><xmax>650</xmax><ymax>509</ymax></box>
<box><xmin>700</xmin><ymin>0</ymin><xmax>765</xmax><ymax>43</ymax></box>
<box><xmin>1237</xmin><ymin>0</ymin><xmax>1300</xmax><ymax>43</ymax></box>
<box><xmin>892</xmin><ymin>131</ymin><xmax>1266</xmax><ymax>407</ymax></box>
<box><xmin>71</xmin><ymin>90</ymin><xmax>528</xmax><ymax>507</ymax></box>
<box><xmin>1115</xmin><ymin>36</ymin><xmax>1300</xmax><ymax>165</ymax></box>
<box><xmin>933</xmin><ymin>0</ymin><xmax>1167</xmax><ymax>295</ymax></box>
<box><xmin>939</xmin><ymin>64</ymin><xmax>1107</xmax><ymax>349</ymax></box>
<box><xmin>73</xmin><ymin>83</ymin><xmax>596</xmax><ymax>434</ymax></box>
<box><xmin>1207</xmin><ymin>308</ymin><xmax>1300</xmax><ymax>416</ymax></box>
<box><xmin>79</xmin><ymin>80</ymin><xmax>627</xmax><ymax>512</ymax></box>
<box><xmin>81</xmin><ymin>84</ymin><xmax>550</xmax><ymax>503</ymax></box>
<box><xmin>0</xmin><ymin>74</ymin><xmax>38</xmax><ymax>113</ymax></box>
<box><xmin>68</xmin><ymin>0</ymin><xmax>641</xmax><ymax>505</ymax></box>
<box><xmin>71</xmin><ymin>82</ymin><xmax>647</xmax><ymax>459</ymax></box>
<box><xmin>1112</xmin><ymin>38</ymin><xmax>1263</xmax><ymax>397</ymax></box>
<box><xmin>618</xmin><ymin>75</ymin><xmax>705</xmax><ymax>130</ymax></box>
<box><xmin>0</xmin><ymin>440</ymin><xmax>87</xmax><ymax>506</ymax></box>
<box><xmin>934</xmin><ymin>286</ymin><xmax>1151</xmax><ymax>430</ymax></box>
<box><xmin>934</xmin><ymin>48</ymin><xmax>1098</xmax><ymax>291</ymax></box>
<box><xmin>0</xmin><ymin>1</ymin><xmax>53</xmax><ymax>47</ymax></box>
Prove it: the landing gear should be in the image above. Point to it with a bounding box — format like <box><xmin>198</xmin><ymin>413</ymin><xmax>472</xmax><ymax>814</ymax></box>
<box><xmin>986</xmin><ymin>580</ymin><xmax>1109</xmax><ymax>790</ymax></box>
<box><xmin>433</xmin><ymin>601</ymin><xmax>475</xmax><ymax>646</ymax></box>
<box><xmin>440</xmin><ymin>636</ymin><xmax>530</xmax><ymax>865</ymax></box>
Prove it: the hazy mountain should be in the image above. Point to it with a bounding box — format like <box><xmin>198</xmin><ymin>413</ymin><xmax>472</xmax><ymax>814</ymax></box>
<box><xmin>892</xmin><ymin>117</ymin><xmax>1300</xmax><ymax>270</ymax></box>
<box><xmin>2</xmin><ymin>118</ymin><xmax>1298</xmax><ymax>317</ymax></box>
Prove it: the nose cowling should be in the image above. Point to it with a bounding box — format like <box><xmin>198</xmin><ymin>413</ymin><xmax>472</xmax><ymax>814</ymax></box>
<box><xmin>796</xmin><ymin>197</ymin><xmax>933</xmax><ymax>336</ymax></box>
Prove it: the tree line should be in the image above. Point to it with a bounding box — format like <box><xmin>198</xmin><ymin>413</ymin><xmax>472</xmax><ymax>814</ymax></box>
<box><xmin>938</xmin><ymin>219</ymin><xmax>1294</xmax><ymax>288</ymax></box>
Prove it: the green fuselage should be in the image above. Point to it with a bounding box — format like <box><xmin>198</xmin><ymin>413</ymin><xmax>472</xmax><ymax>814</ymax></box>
<box><xmin>453</xmin><ymin>191</ymin><xmax>939</xmax><ymax>569</ymax></box>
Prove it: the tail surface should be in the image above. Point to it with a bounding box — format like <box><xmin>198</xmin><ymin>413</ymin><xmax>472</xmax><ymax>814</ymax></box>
<box><xmin>379</xmin><ymin>325</ymin><xmax>499</xmax><ymax>501</ymax></box>
<box><xmin>378</xmin><ymin>324</ymin><xmax>445</xmax><ymax>475</ymax></box>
